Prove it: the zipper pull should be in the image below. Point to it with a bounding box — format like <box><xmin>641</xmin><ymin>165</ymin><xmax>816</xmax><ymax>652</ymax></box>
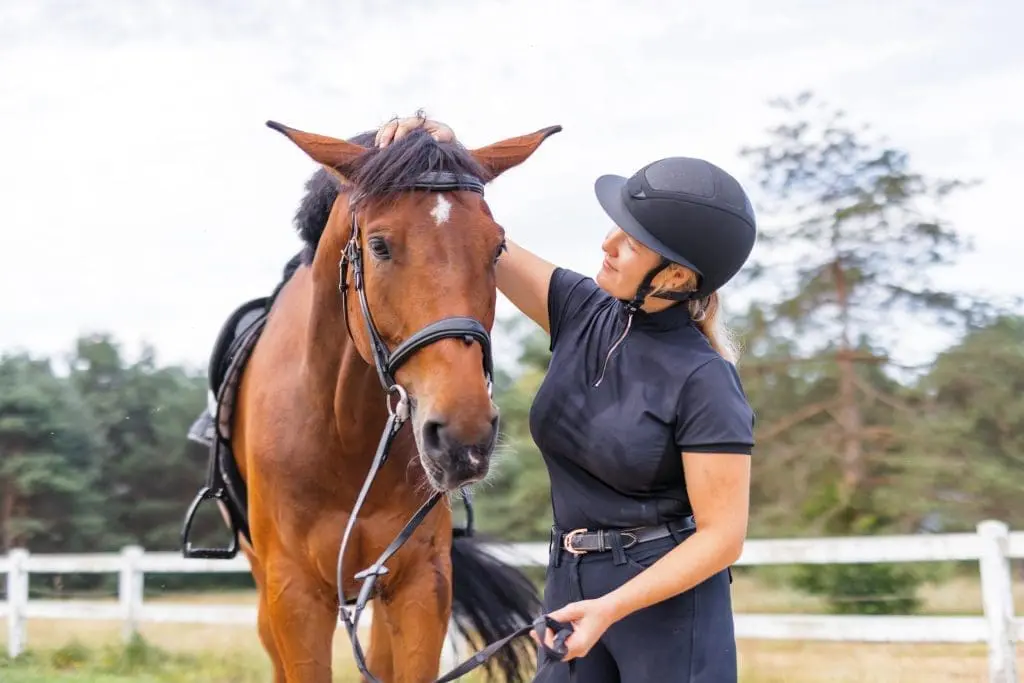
<box><xmin>594</xmin><ymin>312</ymin><xmax>633</xmax><ymax>387</ymax></box>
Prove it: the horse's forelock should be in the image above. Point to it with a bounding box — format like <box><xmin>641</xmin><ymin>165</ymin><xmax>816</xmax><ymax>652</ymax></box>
<box><xmin>344</xmin><ymin>129</ymin><xmax>490</xmax><ymax>207</ymax></box>
<box><xmin>294</xmin><ymin>128</ymin><xmax>490</xmax><ymax>263</ymax></box>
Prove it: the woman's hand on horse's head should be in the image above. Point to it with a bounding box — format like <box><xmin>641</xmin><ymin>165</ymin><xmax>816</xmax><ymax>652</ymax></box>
<box><xmin>375</xmin><ymin>115</ymin><xmax>455</xmax><ymax>148</ymax></box>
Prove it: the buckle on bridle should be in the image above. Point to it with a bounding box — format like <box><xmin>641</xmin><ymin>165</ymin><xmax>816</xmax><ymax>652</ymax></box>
<box><xmin>387</xmin><ymin>384</ymin><xmax>410</xmax><ymax>422</ymax></box>
<box><xmin>562</xmin><ymin>528</ymin><xmax>588</xmax><ymax>556</ymax></box>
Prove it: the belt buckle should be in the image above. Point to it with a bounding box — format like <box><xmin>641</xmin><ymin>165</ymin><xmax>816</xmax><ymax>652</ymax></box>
<box><xmin>562</xmin><ymin>528</ymin><xmax>588</xmax><ymax>556</ymax></box>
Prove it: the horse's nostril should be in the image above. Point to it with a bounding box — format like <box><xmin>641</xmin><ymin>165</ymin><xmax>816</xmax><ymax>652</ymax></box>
<box><xmin>423</xmin><ymin>419</ymin><xmax>445</xmax><ymax>452</ymax></box>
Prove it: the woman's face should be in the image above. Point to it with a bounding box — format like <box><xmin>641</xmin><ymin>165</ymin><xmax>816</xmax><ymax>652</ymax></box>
<box><xmin>595</xmin><ymin>226</ymin><xmax>666</xmax><ymax>300</ymax></box>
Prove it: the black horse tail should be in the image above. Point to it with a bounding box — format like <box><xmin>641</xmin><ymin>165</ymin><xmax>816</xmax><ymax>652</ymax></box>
<box><xmin>450</xmin><ymin>533</ymin><xmax>543</xmax><ymax>683</ymax></box>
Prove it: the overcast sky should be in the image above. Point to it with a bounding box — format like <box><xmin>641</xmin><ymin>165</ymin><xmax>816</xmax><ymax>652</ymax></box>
<box><xmin>2</xmin><ymin>0</ymin><xmax>1021</xmax><ymax>373</ymax></box>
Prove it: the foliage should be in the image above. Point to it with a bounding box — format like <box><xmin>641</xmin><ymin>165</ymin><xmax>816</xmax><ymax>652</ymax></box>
<box><xmin>792</xmin><ymin>563</ymin><xmax>923</xmax><ymax>615</ymax></box>
<box><xmin>730</xmin><ymin>90</ymin><xmax>1016</xmax><ymax>611</ymax></box>
<box><xmin>0</xmin><ymin>352</ymin><xmax>103</xmax><ymax>553</ymax></box>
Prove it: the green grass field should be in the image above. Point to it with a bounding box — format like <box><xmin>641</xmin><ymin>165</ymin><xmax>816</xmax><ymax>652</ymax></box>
<box><xmin>2</xmin><ymin>572</ymin><xmax>1020</xmax><ymax>682</ymax></box>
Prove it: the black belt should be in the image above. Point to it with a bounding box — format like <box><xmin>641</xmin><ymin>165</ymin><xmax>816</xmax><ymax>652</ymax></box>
<box><xmin>553</xmin><ymin>516</ymin><xmax>696</xmax><ymax>556</ymax></box>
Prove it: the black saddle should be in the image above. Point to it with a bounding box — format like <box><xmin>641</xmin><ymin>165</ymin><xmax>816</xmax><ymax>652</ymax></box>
<box><xmin>182</xmin><ymin>295</ymin><xmax>273</xmax><ymax>558</ymax></box>
<box><xmin>181</xmin><ymin>251</ymin><xmax>309</xmax><ymax>559</ymax></box>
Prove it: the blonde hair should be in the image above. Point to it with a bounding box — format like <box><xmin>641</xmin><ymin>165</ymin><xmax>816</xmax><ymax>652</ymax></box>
<box><xmin>650</xmin><ymin>265</ymin><xmax>739</xmax><ymax>364</ymax></box>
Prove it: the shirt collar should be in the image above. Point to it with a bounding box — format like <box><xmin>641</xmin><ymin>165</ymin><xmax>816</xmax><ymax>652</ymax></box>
<box><xmin>620</xmin><ymin>299</ymin><xmax>692</xmax><ymax>331</ymax></box>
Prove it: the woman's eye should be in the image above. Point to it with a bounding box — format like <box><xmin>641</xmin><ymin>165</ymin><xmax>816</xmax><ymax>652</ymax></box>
<box><xmin>368</xmin><ymin>237</ymin><xmax>391</xmax><ymax>260</ymax></box>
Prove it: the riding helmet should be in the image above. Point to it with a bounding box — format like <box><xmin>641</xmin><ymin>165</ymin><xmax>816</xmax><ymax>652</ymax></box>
<box><xmin>594</xmin><ymin>156</ymin><xmax>757</xmax><ymax>300</ymax></box>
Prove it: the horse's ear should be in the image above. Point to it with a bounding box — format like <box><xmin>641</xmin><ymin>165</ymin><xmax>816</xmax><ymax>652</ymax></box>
<box><xmin>266</xmin><ymin>120</ymin><xmax>365</xmax><ymax>179</ymax></box>
<box><xmin>469</xmin><ymin>125</ymin><xmax>562</xmax><ymax>180</ymax></box>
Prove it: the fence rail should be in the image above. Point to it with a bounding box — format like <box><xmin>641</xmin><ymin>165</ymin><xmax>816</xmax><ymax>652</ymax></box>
<box><xmin>2</xmin><ymin>520</ymin><xmax>1021</xmax><ymax>682</ymax></box>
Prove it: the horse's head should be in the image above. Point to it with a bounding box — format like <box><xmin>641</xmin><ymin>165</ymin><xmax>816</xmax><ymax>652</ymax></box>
<box><xmin>268</xmin><ymin>120</ymin><xmax>560</xmax><ymax>491</ymax></box>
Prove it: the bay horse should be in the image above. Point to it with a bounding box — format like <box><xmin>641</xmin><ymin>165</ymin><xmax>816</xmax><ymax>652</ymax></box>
<box><xmin>184</xmin><ymin>120</ymin><xmax>562</xmax><ymax>682</ymax></box>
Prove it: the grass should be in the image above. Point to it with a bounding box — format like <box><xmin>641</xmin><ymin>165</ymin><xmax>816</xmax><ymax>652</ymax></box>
<box><xmin>1</xmin><ymin>572</ymin><xmax>1021</xmax><ymax>682</ymax></box>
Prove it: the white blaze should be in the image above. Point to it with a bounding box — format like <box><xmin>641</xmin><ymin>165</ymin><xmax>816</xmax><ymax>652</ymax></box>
<box><xmin>430</xmin><ymin>194</ymin><xmax>452</xmax><ymax>226</ymax></box>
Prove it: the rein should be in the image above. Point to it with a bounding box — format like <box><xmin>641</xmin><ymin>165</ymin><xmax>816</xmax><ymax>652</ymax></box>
<box><xmin>333</xmin><ymin>171</ymin><xmax>572</xmax><ymax>681</ymax></box>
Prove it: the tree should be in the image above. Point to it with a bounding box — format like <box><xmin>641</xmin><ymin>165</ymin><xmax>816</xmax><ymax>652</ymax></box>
<box><xmin>68</xmin><ymin>334</ymin><xmax>209</xmax><ymax>551</ymax></box>
<box><xmin>738</xmin><ymin>91</ymin><xmax>984</xmax><ymax>528</ymax></box>
<box><xmin>0</xmin><ymin>353</ymin><xmax>103</xmax><ymax>552</ymax></box>
<box><xmin>885</xmin><ymin>315</ymin><xmax>1024</xmax><ymax>531</ymax></box>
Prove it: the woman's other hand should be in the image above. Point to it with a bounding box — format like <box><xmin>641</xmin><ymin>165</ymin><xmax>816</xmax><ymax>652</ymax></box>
<box><xmin>533</xmin><ymin>598</ymin><xmax>618</xmax><ymax>661</ymax></box>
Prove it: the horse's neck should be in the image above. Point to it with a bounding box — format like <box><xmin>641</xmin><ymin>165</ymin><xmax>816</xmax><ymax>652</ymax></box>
<box><xmin>300</xmin><ymin>250</ymin><xmax>412</xmax><ymax>477</ymax></box>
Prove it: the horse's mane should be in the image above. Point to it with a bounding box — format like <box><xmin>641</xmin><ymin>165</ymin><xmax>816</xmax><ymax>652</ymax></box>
<box><xmin>293</xmin><ymin>129</ymin><xmax>490</xmax><ymax>265</ymax></box>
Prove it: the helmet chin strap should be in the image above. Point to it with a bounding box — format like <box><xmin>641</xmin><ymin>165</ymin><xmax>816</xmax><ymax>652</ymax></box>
<box><xmin>623</xmin><ymin>258</ymin><xmax>697</xmax><ymax>313</ymax></box>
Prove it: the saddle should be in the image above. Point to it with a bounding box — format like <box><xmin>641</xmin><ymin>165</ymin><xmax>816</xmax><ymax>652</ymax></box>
<box><xmin>181</xmin><ymin>252</ymin><xmax>304</xmax><ymax>558</ymax></box>
<box><xmin>181</xmin><ymin>296</ymin><xmax>268</xmax><ymax>557</ymax></box>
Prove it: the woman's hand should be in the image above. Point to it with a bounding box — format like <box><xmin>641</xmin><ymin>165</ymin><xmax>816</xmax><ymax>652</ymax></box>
<box><xmin>375</xmin><ymin>114</ymin><xmax>455</xmax><ymax>147</ymax></box>
<box><xmin>535</xmin><ymin>598</ymin><xmax>619</xmax><ymax>661</ymax></box>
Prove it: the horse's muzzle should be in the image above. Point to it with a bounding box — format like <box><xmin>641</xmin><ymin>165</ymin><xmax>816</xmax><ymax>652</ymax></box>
<box><xmin>419</xmin><ymin>414</ymin><xmax>498</xmax><ymax>489</ymax></box>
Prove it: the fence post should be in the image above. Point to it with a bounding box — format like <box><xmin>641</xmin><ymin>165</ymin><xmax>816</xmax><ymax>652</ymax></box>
<box><xmin>978</xmin><ymin>520</ymin><xmax>1018</xmax><ymax>683</ymax></box>
<box><xmin>6</xmin><ymin>548</ymin><xmax>29</xmax><ymax>658</ymax></box>
<box><xmin>118</xmin><ymin>545</ymin><xmax>144</xmax><ymax>643</ymax></box>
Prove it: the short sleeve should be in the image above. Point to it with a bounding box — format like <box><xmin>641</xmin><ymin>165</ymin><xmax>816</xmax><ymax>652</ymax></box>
<box><xmin>675</xmin><ymin>357</ymin><xmax>756</xmax><ymax>454</ymax></box>
<box><xmin>546</xmin><ymin>267</ymin><xmax>608</xmax><ymax>351</ymax></box>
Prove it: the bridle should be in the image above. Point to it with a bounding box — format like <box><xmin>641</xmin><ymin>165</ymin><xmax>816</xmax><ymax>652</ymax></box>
<box><xmin>333</xmin><ymin>170</ymin><xmax>572</xmax><ymax>682</ymax></box>
<box><xmin>336</xmin><ymin>171</ymin><xmax>496</xmax><ymax>392</ymax></box>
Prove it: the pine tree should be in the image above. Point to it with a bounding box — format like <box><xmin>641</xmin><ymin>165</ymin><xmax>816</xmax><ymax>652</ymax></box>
<box><xmin>738</xmin><ymin>91</ymin><xmax>984</xmax><ymax>528</ymax></box>
<box><xmin>0</xmin><ymin>353</ymin><xmax>102</xmax><ymax>552</ymax></box>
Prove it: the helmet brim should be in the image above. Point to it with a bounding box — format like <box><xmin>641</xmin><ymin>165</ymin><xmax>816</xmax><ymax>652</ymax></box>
<box><xmin>593</xmin><ymin>174</ymin><xmax>703</xmax><ymax>278</ymax></box>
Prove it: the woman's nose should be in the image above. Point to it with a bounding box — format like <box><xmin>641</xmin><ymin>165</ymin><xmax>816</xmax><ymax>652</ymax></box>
<box><xmin>601</xmin><ymin>229</ymin><xmax>620</xmax><ymax>254</ymax></box>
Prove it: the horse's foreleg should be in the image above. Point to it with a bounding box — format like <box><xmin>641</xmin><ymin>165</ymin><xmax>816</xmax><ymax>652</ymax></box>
<box><xmin>264</xmin><ymin>557</ymin><xmax>337</xmax><ymax>683</ymax></box>
<box><xmin>243</xmin><ymin>543</ymin><xmax>287</xmax><ymax>682</ymax></box>
<box><xmin>379</xmin><ymin>553</ymin><xmax>453</xmax><ymax>683</ymax></box>
<box><xmin>257</xmin><ymin>600</ymin><xmax>287</xmax><ymax>683</ymax></box>
<box><xmin>361</xmin><ymin>597</ymin><xmax>396</xmax><ymax>681</ymax></box>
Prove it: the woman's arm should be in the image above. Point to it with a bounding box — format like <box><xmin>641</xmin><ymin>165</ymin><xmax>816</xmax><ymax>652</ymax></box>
<box><xmin>604</xmin><ymin>451</ymin><xmax>750</xmax><ymax>617</ymax></box>
<box><xmin>496</xmin><ymin>239</ymin><xmax>558</xmax><ymax>334</ymax></box>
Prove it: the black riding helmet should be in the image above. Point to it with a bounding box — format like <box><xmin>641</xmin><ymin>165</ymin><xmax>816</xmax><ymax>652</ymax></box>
<box><xmin>594</xmin><ymin>156</ymin><xmax>757</xmax><ymax>311</ymax></box>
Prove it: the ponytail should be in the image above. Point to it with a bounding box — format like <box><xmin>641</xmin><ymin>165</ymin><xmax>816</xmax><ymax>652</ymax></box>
<box><xmin>689</xmin><ymin>292</ymin><xmax>739</xmax><ymax>364</ymax></box>
<box><xmin>651</xmin><ymin>265</ymin><xmax>741</xmax><ymax>364</ymax></box>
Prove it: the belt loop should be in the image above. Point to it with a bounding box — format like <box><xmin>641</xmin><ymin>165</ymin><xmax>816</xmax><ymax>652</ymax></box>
<box><xmin>668</xmin><ymin>515</ymin><xmax>695</xmax><ymax>544</ymax></box>
<box><xmin>551</xmin><ymin>528</ymin><xmax>563</xmax><ymax>568</ymax></box>
<box><xmin>609</xmin><ymin>530</ymin><xmax>627</xmax><ymax>566</ymax></box>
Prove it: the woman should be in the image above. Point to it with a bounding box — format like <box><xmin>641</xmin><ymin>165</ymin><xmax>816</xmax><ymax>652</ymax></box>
<box><xmin>377</xmin><ymin>117</ymin><xmax>757</xmax><ymax>682</ymax></box>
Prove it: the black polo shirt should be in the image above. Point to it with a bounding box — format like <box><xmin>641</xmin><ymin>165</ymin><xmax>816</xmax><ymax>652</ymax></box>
<box><xmin>528</xmin><ymin>268</ymin><xmax>755</xmax><ymax>531</ymax></box>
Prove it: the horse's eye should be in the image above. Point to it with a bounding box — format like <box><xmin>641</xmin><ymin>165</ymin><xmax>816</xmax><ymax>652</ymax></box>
<box><xmin>368</xmin><ymin>236</ymin><xmax>391</xmax><ymax>260</ymax></box>
<box><xmin>493</xmin><ymin>240</ymin><xmax>507</xmax><ymax>264</ymax></box>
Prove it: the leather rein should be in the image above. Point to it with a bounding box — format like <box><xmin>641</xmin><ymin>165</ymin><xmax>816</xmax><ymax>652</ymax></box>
<box><xmin>333</xmin><ymin>171</ymin><xmax>572</xmax><ymax>682</ymax></box>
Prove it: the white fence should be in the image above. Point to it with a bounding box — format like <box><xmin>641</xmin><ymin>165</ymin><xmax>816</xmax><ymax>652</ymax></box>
<box><xmin>2</xmin><ymin>520</ymin><xmax>1021</xmax><ymax>682</ymax></box>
